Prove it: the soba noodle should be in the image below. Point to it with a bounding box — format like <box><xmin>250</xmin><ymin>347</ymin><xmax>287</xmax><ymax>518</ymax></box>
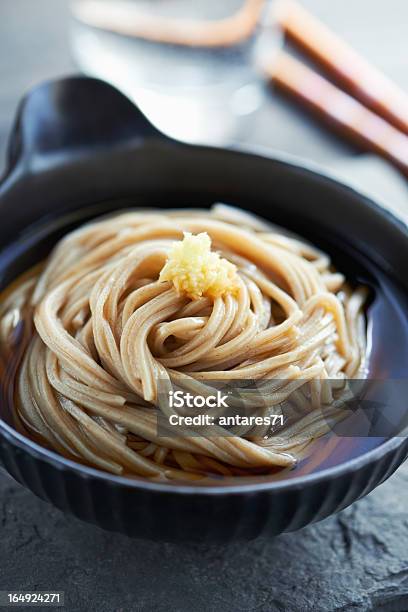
<box><xmin>0</xmin><ymin>205</ymin><xmax>367</xmax><ymax>481</ymax></box>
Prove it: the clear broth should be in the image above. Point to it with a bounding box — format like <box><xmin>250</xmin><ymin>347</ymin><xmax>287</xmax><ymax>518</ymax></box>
<box><xmin>1</xmin><ymin>206</ymin><xmax>407</xmax><ymax>485</ymax></box>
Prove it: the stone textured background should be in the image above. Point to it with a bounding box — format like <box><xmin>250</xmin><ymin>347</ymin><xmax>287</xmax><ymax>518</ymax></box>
<box><xmin>1</xmin><ymin>463</ymin><xmax>408</xmax><ymax>611</ymax></box>
<box><xmin>1</xmin><ymin>1</ymin><xmax>408</xmax><ymax>610</ymax></box>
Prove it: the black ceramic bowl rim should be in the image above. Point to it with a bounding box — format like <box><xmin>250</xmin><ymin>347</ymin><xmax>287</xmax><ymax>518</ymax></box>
<box><xmin>1</xmin><ymin>130</ymin><xmax>407</xmax><ymax>496</ymax></box>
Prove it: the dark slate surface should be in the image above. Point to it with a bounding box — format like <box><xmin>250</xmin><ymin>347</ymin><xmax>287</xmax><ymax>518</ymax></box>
<box><xmin>1</xmin><ymin>463</ymin><xmax>408</xmax><ymax>612</ymax></box>
<box><xmin>1</xmin><ymin>1</ymin><xmax>408</xmax><ymax>611</ymax></box>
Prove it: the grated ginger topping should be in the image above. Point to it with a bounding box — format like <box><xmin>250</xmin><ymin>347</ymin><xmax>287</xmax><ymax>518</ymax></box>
<box><xmin>159</xmin><ymin>232</ymin><xmax>239</xmax><ymax>300</ymax></box>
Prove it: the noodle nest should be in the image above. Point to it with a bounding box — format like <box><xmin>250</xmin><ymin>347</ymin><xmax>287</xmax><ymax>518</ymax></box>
<box><xmin>0</xmin><ymin>205</ymin><xmax>367</xmax><ymax>481</ymax></box>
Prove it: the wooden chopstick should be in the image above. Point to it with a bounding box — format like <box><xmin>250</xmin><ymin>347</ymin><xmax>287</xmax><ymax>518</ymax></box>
<box><xmin>266</xmin><ymin>52</ymin><xmax>408</xmax><ymax>177</ymax></box>
<box><xmin>275</xmin><ymin>0</ymin><xmax>408</xmax><ymax>136</ymax></box>
<box><xmin>72</xmin><ymin>0</ymin><xmax>265</xmax><ymax>48</ymax></box>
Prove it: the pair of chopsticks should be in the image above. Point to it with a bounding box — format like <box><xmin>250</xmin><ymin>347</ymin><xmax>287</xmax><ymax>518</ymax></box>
<box><xmin>73</xmin><ymin>0</ymin><xmax>408</xmax><ymax>176</ymax></box>
<box><xmin>269</xmin><ymin>1</ymin><xmax>408</xmax><ymax>177</ymax></box>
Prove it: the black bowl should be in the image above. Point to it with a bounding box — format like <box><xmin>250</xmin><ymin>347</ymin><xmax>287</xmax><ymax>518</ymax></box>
<box><xmin>0</xmin><ymin>76</ymin><xmax>407</xmax><ymax>542</ymax></box>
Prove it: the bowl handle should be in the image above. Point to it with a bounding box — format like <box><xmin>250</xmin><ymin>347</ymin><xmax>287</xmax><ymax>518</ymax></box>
<box><xmin>3</xmin><ymin>75</ymin><xmax>165</xmax><ymax>180</ymax></box>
